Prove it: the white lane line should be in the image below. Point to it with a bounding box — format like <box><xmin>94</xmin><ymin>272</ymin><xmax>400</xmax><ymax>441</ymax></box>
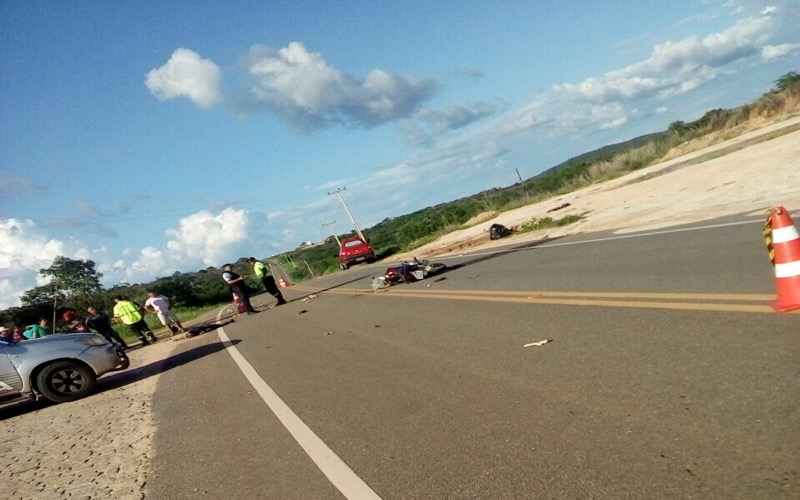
<box><xmin>431</xmin><ymin>218</ymin><xmax>764</xmax><ymax>262</ymax></box>
<box><xmin>215</xmin><ymin>311</ymin><xmax>382</xmax><ymax>500</ymax></box>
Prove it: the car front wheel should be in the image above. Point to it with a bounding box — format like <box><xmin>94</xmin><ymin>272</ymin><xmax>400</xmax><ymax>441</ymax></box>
<box><xmin>36</xmin><ymin>361</ymin><xmax>97</xmax><ymax>403</ymax></box>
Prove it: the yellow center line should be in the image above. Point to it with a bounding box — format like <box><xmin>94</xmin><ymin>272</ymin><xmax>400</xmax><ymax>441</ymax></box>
<box><xmin>291</xmin><ymin>285</ymin><xmax>789</xmax><ymax>314</ymax></box>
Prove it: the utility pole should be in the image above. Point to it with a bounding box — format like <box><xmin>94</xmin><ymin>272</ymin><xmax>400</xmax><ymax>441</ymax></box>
<box><xmin>327</xmin><ymin>187</ymin><xmax>365</xmax><ymax>241</ymax></box>
<box><xmin>515</xmin><ymin>167</ymin><xmax>531</xmax><ymax>204</ymax></box>
<box><xmin>322</xmin><ymin>217</ymin><xmax>341</xmax><ymax>246</ymax></box>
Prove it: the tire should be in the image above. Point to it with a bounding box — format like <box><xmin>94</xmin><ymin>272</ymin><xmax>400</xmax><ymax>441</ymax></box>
<box><xmin>35</xmin><ymin>361</ymin><xmax>97</xmax><ymax>403</ymax></box>
<box><xmin>340</xmin><ymin>261</ymin><xmax>350</xmax><ymax>270</ymax></box>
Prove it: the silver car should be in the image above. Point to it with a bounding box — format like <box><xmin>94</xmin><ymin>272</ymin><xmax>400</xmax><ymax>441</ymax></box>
<box><xmin>0</xmin><ymin>333</ymin><xmax>129</xmax><ymax>408</ymax></box>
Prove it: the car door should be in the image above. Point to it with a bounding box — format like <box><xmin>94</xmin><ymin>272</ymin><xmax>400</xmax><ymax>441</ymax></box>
<box><xmin>0</xmin><ymin>344</ymin><xmax>24</xmax><ymax>398</ymax></box>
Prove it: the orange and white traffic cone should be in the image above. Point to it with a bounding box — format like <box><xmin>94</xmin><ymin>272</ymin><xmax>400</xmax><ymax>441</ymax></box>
<box><xmin>766</xmin><ymin>206</ymin><xmax>800</xmax><ymax>312</ymax></box>
<box><xmin>278</xmin><ymin>277</ymin><xmax>289</xmax><ymax>288</ymax></box>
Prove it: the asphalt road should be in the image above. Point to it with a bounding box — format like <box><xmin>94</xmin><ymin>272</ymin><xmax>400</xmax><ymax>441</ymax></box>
<box><xmin>148</xmin><ymin>216</ymin><xmax>799</xmax><ymax>499</ymax></box>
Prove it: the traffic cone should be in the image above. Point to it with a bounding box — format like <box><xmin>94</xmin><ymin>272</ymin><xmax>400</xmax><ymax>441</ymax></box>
<box><xmin>767</xmin><ymin>206</ymin><xmax>800</xmax><ymax>312</ymax></box>
<box><xmin>278</xmin><ymin>277</ymin><xmax>289</xmax><ymax>288</ymax></box>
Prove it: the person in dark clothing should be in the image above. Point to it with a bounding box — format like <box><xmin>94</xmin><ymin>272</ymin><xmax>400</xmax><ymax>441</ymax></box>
<box><xmin>221</xmin><ymin>264</ymin><xmax>258</xmax><ymax>314</ymax></box>
<box><xmin>86</xmin><ymin>307</ymin><xmax>130</xmax><ymax>349</ymax></box>
<box><xmin>247</xmin><ymin>257</ymin><xmax>287</xmax><ymax>305</ymax></box>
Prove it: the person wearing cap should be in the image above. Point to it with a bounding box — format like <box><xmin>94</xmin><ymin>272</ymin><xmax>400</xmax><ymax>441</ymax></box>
<box><xmin>221</xmin><ymin>264</ymin><xmax>257</xmax><ymax>314</ymax></box>
<box><xmin>0</xmin><ymin>326</ymin><xmax>11</xmax><ymax>342</ymax></box>
<box><xmin>62</xmin><ymin>310</ymin><xmax>89</xmax><ymax>333</ymax></box>
<box><xmin>247</xmin><ymin>257</ymin><xmax>287</xmax><ymax>306</ymax></box>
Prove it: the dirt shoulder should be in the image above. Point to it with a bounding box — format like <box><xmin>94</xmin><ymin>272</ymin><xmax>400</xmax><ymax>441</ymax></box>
<box><xmin>0</xmin><ymin>307</ymin><xmax>228</xmax><ymax>500</ymax></box>
<box><xmin>393</xmin><ymin>115</ymin><xmax>800</xmax><ymax>261</ymax></box>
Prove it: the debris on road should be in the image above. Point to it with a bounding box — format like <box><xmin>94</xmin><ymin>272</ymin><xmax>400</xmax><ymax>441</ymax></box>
<box><xmin>524</xmin><ymin>339</ymin><xmax>552</xmax><ymax>347</ymax></box>
<box><xmin>434</xmin><ymin>276</ymin><xmax>447</xmax><ymax>282</ymax></box>
<box><xmin>325</xmin><ymin>331</ymin><xmax>332</xmax><ymax>335</ymax></box>
<box><xmin>469</xmin><ymin>275</ymin><xmax>480</xmax><ymax>279</ymax></box>
<box><xmin>301</xmin><ymin>294</ymin><xmax>318</xmax><ymax>303</ymax></box>
<box><xmin>298</xmin><ymin>309</ymin><xmax>308</xmax><ymax>314</ymax></box>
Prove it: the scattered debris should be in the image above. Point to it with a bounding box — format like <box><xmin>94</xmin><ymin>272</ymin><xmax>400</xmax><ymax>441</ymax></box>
<box><xmin>325</xmin><ymin>331</ymin><xmax>333</xmax><ymax>336</ymax></box>
<box><xmin>524</xmin><ymin>339</ymin><xmax>552</xmax><ymax>347</ymax></box>
<box><xmin>301</xmin><ymin>294</ymin><xmax>318</xmax><ymax>303</ymax></box>
<box><xmin>469</xmin><ymin>275</ymin><xmax>480</xmax><ymax>279</ymax></box>
<box><xmin>489</xmin><ymin>223</ymin><xmax>513</xmax><ymax>240</ymax></box>
<box><xmin>298</xmin><ymin>309</ymin><xmax>308</xmax><ymax>314</ymax></box>
<box><xmin>434</xmin><ymin>276</ymin><xmax>447</xmax><ymax>282</ymax></box>
<box><xmin>547</xmin><ymin>202</ymin><xmax>571</xmax><ymax>213</ymax></box>
<box><xmin>374</xmin><ymin>324</ymin><xmax>381</xmax><ymax>328</ymax></box>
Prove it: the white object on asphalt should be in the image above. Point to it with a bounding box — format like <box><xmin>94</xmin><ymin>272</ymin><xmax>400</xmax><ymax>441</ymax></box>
<box><xmin>524</xmin><ymin>339</ymin><xmax>552</xmax><ymax>347</ymax></box>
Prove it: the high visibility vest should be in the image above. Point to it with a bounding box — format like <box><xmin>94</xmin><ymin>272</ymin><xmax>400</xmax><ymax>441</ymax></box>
<box><xmin>113</xmin><ymin>300</ymin><xmax>142</xmax><ymax>325</ymax></box>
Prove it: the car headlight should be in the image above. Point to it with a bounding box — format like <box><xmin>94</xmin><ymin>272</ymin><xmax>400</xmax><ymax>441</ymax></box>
<box><xmin>75</xmin><ymin>336</ymin><xmax>110</xmax><ymax>346</ymax></box>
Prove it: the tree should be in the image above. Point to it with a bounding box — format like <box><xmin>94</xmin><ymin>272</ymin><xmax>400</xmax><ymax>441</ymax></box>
<box><xmin>20</xmin><ymin>257</ymin><xmax>105</xmax><ymax>319</ymax></box>
<box><xmin>41</xmin><ymin>256</ymin><xmax>103</xmax><ymax>296</ymax></box>
<box><xmin>773</xmin><ymin>71</ymin><xmax>800</xmax><ymax>93</ymax></box>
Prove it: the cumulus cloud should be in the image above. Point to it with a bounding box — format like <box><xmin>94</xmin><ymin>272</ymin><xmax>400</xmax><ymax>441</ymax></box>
<box><xmin>165</xmin><ymin>207</ymin><xmax>250</xmax><ymax>266</ymax></box>
<box><xmin>146</xmin><ymin>48</ymin><xmax>222</xmax><ymax>108</ymax></box>
<box><xmin>237</xmin><ymin>42</ymin><xmax>437</xmax><ymax>130</ymax></box>
<box><xmin>0</xmin><ymin>219</ymin><xmax>68</xmax><ymax>309</ymax></box>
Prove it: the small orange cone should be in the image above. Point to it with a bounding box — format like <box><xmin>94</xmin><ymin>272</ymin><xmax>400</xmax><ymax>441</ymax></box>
<box><xmin>278</xmin><ymin>277</ymin><xmax>289</xmax><ymax>288</ymax></box>
<box><xmin>767</xmin><ymin>206</ymin><xmax>800</xmax><ymax>312</ymax></box>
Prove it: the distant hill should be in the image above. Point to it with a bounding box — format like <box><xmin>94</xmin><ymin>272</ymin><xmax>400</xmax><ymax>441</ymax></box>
<box><xmin>539</xmin><ymin>132</ymin><xmax>667</xmax><ymax>177</ymax></box>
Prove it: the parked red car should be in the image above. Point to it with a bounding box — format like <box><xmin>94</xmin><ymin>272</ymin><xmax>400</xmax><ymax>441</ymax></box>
<box><xmin>337</xmin><ymin>236</ymin><xmax>376</xmax><ymax>270</ymax></box>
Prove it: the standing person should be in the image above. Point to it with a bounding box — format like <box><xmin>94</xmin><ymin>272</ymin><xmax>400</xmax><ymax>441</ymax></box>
<box><xmin>221</xmin><ymin>264</ymin><xmax>258</xmax><ymax>315</ymax></box>
<box><xmin>86</xmin><ymin>307</ymin><xmax>129</xmax><ymax>349</ymax></box>
<box><xmin>247</xmin><ymin>257</ymin><xmax>287</xmax><ymax>306</ymax></box>
<box><xmin>144</xmin><ymin>291</ymin><xmax>186</xmax><ymax>334</ymax></box>
<box><xmin>23</xmin><ymin>318</ymin><xmax>52</xmax><ymax>339</ymax></box>
<box><xmin>113</xmin><ymin>296</ymin><xmax>157</xmax><ymax>345</ymax></box>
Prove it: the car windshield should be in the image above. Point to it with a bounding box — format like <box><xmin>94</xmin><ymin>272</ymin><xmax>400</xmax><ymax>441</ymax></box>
<box><xmin>344</xmin><ymin>240</ymin><xmax>364</xmax><ymax>248</ymax></box>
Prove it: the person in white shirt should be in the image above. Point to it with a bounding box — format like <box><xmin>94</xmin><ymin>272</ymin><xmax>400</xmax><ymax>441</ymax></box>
<box><xmin>144</xmin><ymin>291</ymin><xmax>186</xmax><ymax>334</ymax></box>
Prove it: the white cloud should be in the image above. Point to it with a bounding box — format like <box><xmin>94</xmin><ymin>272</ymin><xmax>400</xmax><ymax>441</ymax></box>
<box><xmin>146</xmin><ymin>48</ymin><xmax>222</xmax><ymax>108</ymax></box>
<box><xmin>0</xmin><ymin>219</ymin><xmax>70</xmax><ymax>308</ymax></box>
<box><xmin>165</xmin><ymin>207</ymin><xmax>250</xmax><ymax>266</ymax></box>
<box><xmin>239</xmin><ymin>42</ymin><xmax>436</xmax><ymax>130</ymax></box>
<box><xmin>761</xmin><ymin>43</ymin><xmax>800</xmax><ymax>60</ymax></box>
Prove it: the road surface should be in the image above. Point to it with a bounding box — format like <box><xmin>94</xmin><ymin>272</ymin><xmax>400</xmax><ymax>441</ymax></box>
<box><xmin>147</xmin><ymin>215</ymin><xmax>798</xmax><ymax>499</ymax></box>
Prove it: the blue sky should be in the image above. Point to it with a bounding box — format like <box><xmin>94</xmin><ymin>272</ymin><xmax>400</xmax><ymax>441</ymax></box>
<box><xmin>1</xmin><ymin>0</ymin><xmax>799</xmax><ymax>308</ymax></box>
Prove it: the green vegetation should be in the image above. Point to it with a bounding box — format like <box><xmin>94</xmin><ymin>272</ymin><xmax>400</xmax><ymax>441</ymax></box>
<box><xmin>2</xmin><ymin>71</ymin><xmax>798</xmax><ymax>325</ymax></box>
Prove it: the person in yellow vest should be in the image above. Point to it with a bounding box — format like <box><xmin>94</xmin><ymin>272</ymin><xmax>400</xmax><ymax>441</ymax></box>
<box><xmin>113</xmin><ymin>296</ymin><xmax>157</xmax><ymax>345</ymax></box>
<box><xmin>247</xmin><ymin>257</ymin><xmax>287</xmax><ymax>306</ymax></box>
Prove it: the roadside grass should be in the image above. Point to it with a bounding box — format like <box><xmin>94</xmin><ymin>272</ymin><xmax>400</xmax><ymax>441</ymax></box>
<box><xmin>517</xmin><ymin>214</ymin><xmax>586</xmax><ymax>234</ymax></box>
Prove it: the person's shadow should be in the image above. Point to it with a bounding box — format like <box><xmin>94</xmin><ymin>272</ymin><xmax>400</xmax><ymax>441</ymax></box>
<box><xmin>99</xmin><ymin>338</ymin><xmax>241</xmax><ymax>392</ymax></box>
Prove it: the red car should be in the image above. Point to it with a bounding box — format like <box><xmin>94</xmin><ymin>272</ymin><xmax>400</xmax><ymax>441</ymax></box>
<box><xmin>337</xmin><ymin>236</ymin><xmax>376</xmax><ymax>270</ymax></box>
